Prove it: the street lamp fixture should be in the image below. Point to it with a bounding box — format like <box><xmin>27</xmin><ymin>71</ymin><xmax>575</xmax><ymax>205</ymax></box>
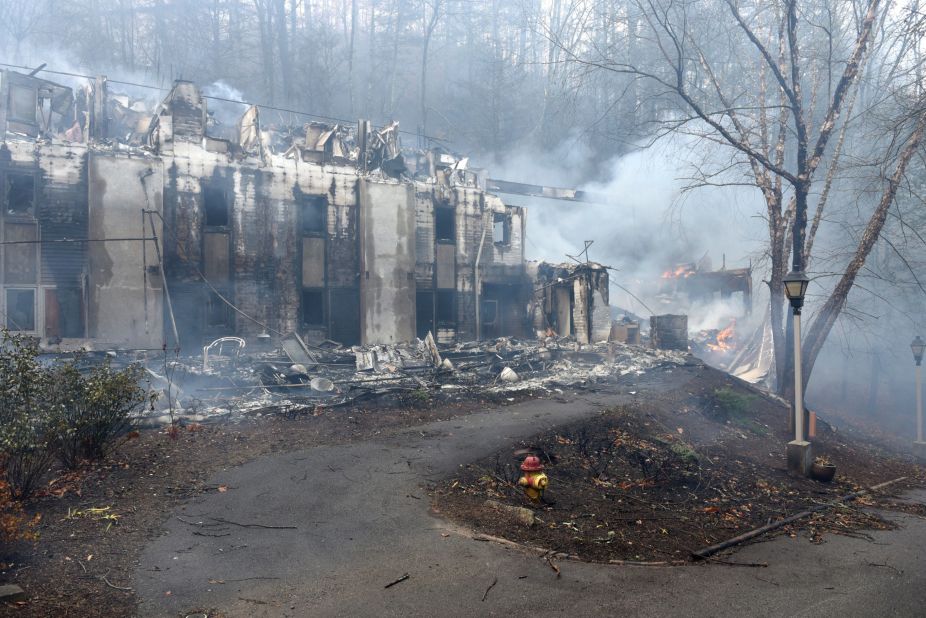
<box><xmin>784</xmin><ymin>270</ymin><xmax>812</xmax><ymax>475</ymax></box>
<box><xmin>783</xmin><ymin>271</ymin><xmax>810</xmax><ymax>312</ymax></box>
<box><xmin>912</xmin><ymin>336</ymin><xmax>925</xmax><ymax>366</ymax></box>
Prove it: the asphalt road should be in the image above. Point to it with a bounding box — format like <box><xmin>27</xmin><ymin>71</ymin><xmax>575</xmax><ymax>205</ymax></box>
<box><xmin>135</xmin><ymin>387</ymin><xmax>926</xmax><ymax>617</ymax></box>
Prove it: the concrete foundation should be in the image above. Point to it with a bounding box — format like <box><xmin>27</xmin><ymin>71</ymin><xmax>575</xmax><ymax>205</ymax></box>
<box><xmin>787</xmin><ymin>440</ymin><xmax>813</xmax><ymax>476</ymax></box>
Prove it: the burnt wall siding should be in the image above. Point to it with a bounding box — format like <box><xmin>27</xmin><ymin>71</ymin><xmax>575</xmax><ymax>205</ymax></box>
<box><xmin>163</xmin><ymin>161</ymin><xmax>203</xmax><ymax>282</ymax></box>
<box><xmin>0</xmin><ymin>145</ymin><xmax>89</xmax><ymax>288</ymax></box>
<box><xmin>37</xmin><ymin>148</ymin><xmax>88</xmax><ymax>287</ymax></box>
<box><xmin>233</xmin><ymin>168</ymin><xmax>300</xmax><ymax>338</ymax></box>
<box><xmin>414</xmin><ymin>191</ymin><xmax>435</xmax><ymax>286</ymax></box>
<box><xmin>325</xmin><ymin>180</ymin><xmax>359</xmax><ymax>289</ymax></box>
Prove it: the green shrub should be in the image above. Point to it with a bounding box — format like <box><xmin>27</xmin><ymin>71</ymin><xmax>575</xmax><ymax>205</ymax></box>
<box><xmin>48</xmin><ymin>360</ymin><xmax>153</xmax><ymax>469</ymax></box>
<box><xmin>670</xmin><ymin>442</ymin><xmax>700</xmax><ymax>464</ymax></box>
<box><xmin>713</xmin><ymin>387</ymin><xmax>756</xmax><ymax>421</ymax></box>
<box><xmin>1</xmin><ymin>331</ymin><xmax>155</xmax><ymax>497</ymax></box>
<box><xmin>0</xmin><ymin>332</ymin><xmax>55</xmax><ymax>499</ymax></box>
<box><xmin>712</xmin><ymin>387</ymin><xmax>770</xmax><ymax>435</ymax></box>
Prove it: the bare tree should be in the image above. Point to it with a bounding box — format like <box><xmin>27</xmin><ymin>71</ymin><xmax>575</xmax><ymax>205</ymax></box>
<box><xmin>546</xmin><ymin>0</ymin><xmax>924</xmax><ymax>398</ymax></box>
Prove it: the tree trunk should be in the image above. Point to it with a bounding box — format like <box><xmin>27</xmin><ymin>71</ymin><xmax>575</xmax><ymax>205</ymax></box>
<box><xmin>801</xmin><ymin>111</ymin><xmax>926</xmax><ymax>385</ymax></box>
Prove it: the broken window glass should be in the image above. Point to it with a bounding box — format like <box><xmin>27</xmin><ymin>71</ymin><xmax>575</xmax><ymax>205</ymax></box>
<box><xmin>300</xmin><ymin>196</ymin><xmax>327</xmax><ymax>235</ymax></box>
<box><xmin>5</xmin><ymin>288</ymin><xmax>36</xmax><ymax>331</ymax></box>
<box><xmin>493</xmin><ymin>213</ymin><xmax>510</xmax><ymax>245</ymax></box>
<box><xmin>203</xmin><ymin>187</ymin><xmax>229</xmax><ymax>227</ymax></box>
<box><xmin>435</xmin><ymin>207</ymin><xmax>455</xmax><ymax>243</ymax></box>
<box><xmin>5</xmin><ymin>174</ymin><xmax>35</xmax><ymax>216</ymax></box>
<box><xmin>9</xmin><ymin>84</ymin><xmax>36</xmax><ymax>124</ymax></box>
<box><xmin>436</xmin><ymin>290</ymin><xmax>455</xmax><ymax>326</ymax></box>
<box><xmin>302</xmin><ymin>288</ymin><xmax>325</xmax><ymax>325</ymax></box>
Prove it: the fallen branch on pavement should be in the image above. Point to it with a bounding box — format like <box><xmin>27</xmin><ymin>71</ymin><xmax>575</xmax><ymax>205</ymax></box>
<box><xmin>209</xmin><ymin>517</ymin><xmax>297</xmax><ymax>530</ymax></box>
<box><xmin>692</xmin><ymin>476</ymin><xmax>908</xmax><ymax>560</ymax></box>
<box><xmin>544</xmin><ymin>554</ymin><xmax>561</xmax><ymax>578</ymax></box>
<box><xmin>481</xmin><ymin>577</ymin><xmax>498</xmax><ymax>601</ymax></box>
<box><xmin>384</xmin><ymin>573</ymin><xmax>410</xmax><ymax>588</ymax></box>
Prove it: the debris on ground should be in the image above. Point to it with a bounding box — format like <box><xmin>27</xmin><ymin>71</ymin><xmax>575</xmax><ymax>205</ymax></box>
<box><xmin>114</xmin><ymin>333</ymin><xmax>689</xmax><ymax>426</ymax></box>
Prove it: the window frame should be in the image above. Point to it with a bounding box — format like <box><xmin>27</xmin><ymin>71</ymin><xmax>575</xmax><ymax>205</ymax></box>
<box><xmin>301</xmin><ymin>287</ymin><xmax>326</xmax><ymax>327</ymax></box>
<box><xmin>300</xmin><ymin>195</ymin><xmax>328</xmax><ymax>237</ymax></box>
<box><xmin>434</xmin><ymin>206</ymin><xmax>455</xmax><ymax>244</ymax></box>
<box><xmin>8</xmin><ymin>83</ymin><xmax>37</xmax><ymax>125</ymax></box>
<box><xmin>435</xmin><ymin>289</ymin><xmax>455</xmax><ymax>327</ymax></box>
<box><xmin>4</xmin><ymin>172</ymin><xmax>36</xmax><ymax>218</ymax></box>
<box><xmin>492</xmin><ymin>212</ymin><xmax>511</xmax><ymax>246</ymax></box>
<box><xmin>4</xmin><ymin>286</ymin><xmax>38</xmax><ymax>333</ymax></box>
<box><xmin>203</xmin><ymin>186</ymin><xmax>230</xmax><ymax>228</ymax></box>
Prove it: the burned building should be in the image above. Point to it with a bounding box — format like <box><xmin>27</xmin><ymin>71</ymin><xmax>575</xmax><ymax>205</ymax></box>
<box><xmin>0</xmin><ymin>69</ymin><xmax>531</xmax><ymax>350</ymax></box>
<box><xmin>531</xmin><ymin>262</ymin><xmax>612</xmax><ymax>344</ymax></box>
<box><xmin>658</xmin><ymin>260</ymin><xmax>753</xmax><ymax>315</ymax></box>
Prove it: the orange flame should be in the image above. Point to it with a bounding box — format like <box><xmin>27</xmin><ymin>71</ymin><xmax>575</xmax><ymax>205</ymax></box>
<box><xmin>661</xmin><ymin>264</ymin><xmax>696</xmax><ymax>279</ymax></box>
<box><xmin>707</xmin><ymin>320</ymin><xmax>736</xmax><ymax>352</ymax></box>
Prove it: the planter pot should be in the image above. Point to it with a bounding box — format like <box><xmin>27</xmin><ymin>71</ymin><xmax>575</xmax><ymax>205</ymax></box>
<box><xmin>810</xmin><ymin>463</ymin><xmax>836</xmax><ymax>483</ymax></box>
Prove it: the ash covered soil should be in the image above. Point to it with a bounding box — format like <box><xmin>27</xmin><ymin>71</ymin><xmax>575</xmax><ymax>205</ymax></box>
<box><xmin>431</xmin><ymin>364</ymin><xmax>926</xmax><ymax>564</ymax></box>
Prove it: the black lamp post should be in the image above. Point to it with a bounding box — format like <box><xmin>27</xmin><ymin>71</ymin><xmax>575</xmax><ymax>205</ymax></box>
<box><xmin>783</xmin><ymin>271</ymin><xmax>810</xmax><ymax>474</ymax></box>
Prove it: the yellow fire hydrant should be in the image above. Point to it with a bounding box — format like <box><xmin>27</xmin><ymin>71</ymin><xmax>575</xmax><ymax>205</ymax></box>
<box><xmin>518</xmin><ymin>455</ymin><xmax>548</xmax><ymax>502</ymax></box>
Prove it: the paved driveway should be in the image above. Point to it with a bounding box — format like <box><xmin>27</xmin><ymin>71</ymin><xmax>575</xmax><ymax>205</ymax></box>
<box><xmin>135</xmin><ymin>391</ymin><xmax>926</xmax><ymax>617</ymax></box>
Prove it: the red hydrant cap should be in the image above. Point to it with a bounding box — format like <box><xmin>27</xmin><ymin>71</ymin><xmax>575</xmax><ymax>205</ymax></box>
<box><xmin>520</xmin><ymin>455</ymin><xmax>544</xmax><ymax>471</ymax></box>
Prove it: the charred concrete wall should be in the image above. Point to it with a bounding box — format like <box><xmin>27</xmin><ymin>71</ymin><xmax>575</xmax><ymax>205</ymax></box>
<box><xmin>159</xmin><ymin>141</ymin><xmax>362</xmax><ymax>348</ymax></box>
<box><xmin>87</xmin><ymin>155</ymin><xmax>164</xmax><ymax>347</ymax></box>
<box><xmin>1</xmin><ymin>73</ymin><xmax>531</xmax><ymax>350</ymax></box>
<box><xmin>413</xmin><ymin>183</ymin><xmax>529</xmax><ymax>343</ymax></box>
<box><xmin>359</xmin><ymin>179</ymin><xmax>416</xmax><ymax>344</ymax></box>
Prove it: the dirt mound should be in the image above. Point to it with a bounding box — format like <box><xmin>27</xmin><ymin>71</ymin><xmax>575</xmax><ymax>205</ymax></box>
<box><xmin>431</xmin><ymin>366</ymin><xmax>926</xmax><ymax>563</ymax></box>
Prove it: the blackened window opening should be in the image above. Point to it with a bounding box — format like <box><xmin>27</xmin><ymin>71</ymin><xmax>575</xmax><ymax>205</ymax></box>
<box><xmin>436</xmin><ymin>290</ymin><xmax>455</xmax><ymax>326</ymax></box>
<box><xmin>6</xmin><ymin>288</ymin><xmax>35</xmax><ymax>331</ymax></box>
<box><xmin>493</xmin><ymin>213</ymin><xmax>510</xmax><ymax>245</ymax></box>
<box><xmin>301</xmin><ymin>196</ymin><xmax>327</xmax><ymax>235</ymax></box>
<box><xmin>206</xmin><ymin>291</ymin><xmax>230</xmax><ymax>327</ymax></box>
<box><xmin>481</xmin><ymin>299</ymin><xmax>498</xmax><ymax>325</ymax></box>
<box><xmin>203</xmin><ymin>187</ymin><xmax>229</xmax><ymax>227</ymax></box>
<box><xmin>435</xmin><ymin>207</ymin><xmax>455</xmax><ymax>242</ymax></box>
<box><xmin>5</xmin><ymin>174</ymin><xmax>35</xmax><ymax>216</ymax></box>
<box><xmin>9</xmin><ymin>84</ymin><xmax>36</xmax><ymax>124</ymax></box>
<box><xmin>302</xmin><ymin>289</ymin><xmax>325</xmax><ymax>325</ymax></box>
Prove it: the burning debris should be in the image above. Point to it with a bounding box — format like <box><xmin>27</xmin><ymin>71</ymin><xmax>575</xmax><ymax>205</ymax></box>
<box><xmin>656</xmin><ymin>257</ymin><xmax>753</xmax><ymax>317</ymax></box>
<box><xmin>706</xmin><ymin>320</ymin><xmax>737</xmax><ymax>354</ymax></box>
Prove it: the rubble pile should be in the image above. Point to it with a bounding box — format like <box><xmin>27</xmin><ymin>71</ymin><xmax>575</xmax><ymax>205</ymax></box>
<box><xmin>132</xmin><ymin>334</ymin><xmax>690</xmax><ymax>425</ymax></box>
